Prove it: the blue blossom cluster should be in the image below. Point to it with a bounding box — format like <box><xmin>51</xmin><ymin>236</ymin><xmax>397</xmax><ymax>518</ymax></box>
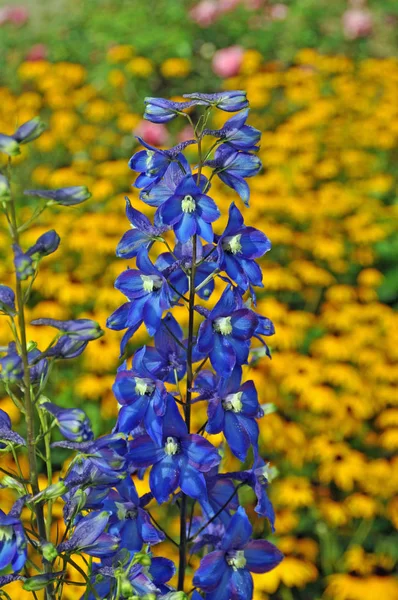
<box><xmin>0</xmin><ymin>94</ymin><xmax>282</xmax><ymax>600</ymax></box>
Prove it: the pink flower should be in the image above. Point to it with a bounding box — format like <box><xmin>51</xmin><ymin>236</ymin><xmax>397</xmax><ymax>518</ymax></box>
<box><xmin>218</xmin><ymin>0</ymin><xmax>241</xmax><ymax>14</ymax></box>
<box><xmin>134</xmin><ymin>121</ymin><xmax>169</xmax><ymax>147</ymax></box>
<box><xmin>270</xmin><ymin>3</ymin><xmax>288</xmax><ymax>21</ymax></box>
<box><xmin>189</xmin><ymin>1</ymin><xmax>219</xmax><ymax>27</ymax></box>
<box><xmin>26</xmin><ymin>44</ymin><xmax>48</xmax><ymax>62</ymax></box>
<box><xmin>212</xmin><ymin>45</ymin><xmax>244</xmax><ymax>78</ymax></box>
<box><xmin>342</xmin><ymin>7</ymin><xmax>373</xmax><ymax>40</ymax></box>
<box><xmin>0</xmin><ymin>5</ymin><xmax>29</xmax><ymax>26</ymax></box>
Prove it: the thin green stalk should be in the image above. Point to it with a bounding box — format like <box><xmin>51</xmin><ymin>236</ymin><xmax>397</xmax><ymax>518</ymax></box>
<box><xmin>37</xmin><ymin>407</ymin><xmax>53</xmax><ymax>539</ymax></box>
<box><xmin>177</xmin><ymin>235</ymin><xmax>197</xmax><ymax>592</ymax></box>
<box><xmin>6</xmin><ymin>161</ymin><xmax>54</xmax><ymax>598</ymax></box>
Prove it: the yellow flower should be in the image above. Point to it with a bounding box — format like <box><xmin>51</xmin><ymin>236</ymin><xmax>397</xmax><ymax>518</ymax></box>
<box><xmin>160</xmin><ymin>58</ymin><xmax>191</xmax><ymax>78</ymax></box>
<box><xmin>126</xmin><ymin>56</ymin><xmax>154</xmax><ymax>77</ymax></box>
<box><xmin>253</xmin><ymin>556</ymin><xmax>318</xmax><ymax>593</ymax></box>
<box><xmin>107</xmin><ymin>44</ymin><xmax>134</xmax><ymax>63</ymax></box>
<box><xmin>108</xmin><ymin>68</ymin><xmax>126</xmax><ymax>88</ymax></box>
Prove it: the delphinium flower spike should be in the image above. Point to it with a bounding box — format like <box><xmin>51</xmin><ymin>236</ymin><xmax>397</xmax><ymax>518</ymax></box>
<box><xmin>106</xmin><ymin>91</ymin><xmax>282</xmax><ymax>600</ymax></box>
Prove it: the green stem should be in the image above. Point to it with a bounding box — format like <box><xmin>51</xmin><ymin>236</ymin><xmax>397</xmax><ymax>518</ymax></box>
<box><xmin>7</xmin><ymin>162</ymin><xmax>53</xmax><ymax>598</ymax></box>
<box><xmin>177</xmin><ymin>235</ymin><xmax>197</xmax><ymax>592</ymax></box>
<box><xmin>38</xmin><ymin>407</ymin><xmax>53</xmax><ymax>540</ymax></box>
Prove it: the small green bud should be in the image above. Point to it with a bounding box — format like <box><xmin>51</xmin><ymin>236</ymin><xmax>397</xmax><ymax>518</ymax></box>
<box><xmin>0</xmin><ymin>175</ymin><xmax>10</xmax><ymax>202</ymax></box>
<box><xmin>0</xmin><ymin>133</ymin><xmax>20</xmax><ymax>157</ymax></box>
<box><xmin>26</xmin><ymin>341</ymin><xmax>38</xmax><ymax>353</ymax></box>
<box><xmin>32</xmin><ymin>481</ymin><xmax>67</xmax><ymax>503</ymax></box>
<box><xmin>41</xmin><ymin>541</ymin><xmax>58</xmax><ymax>562</ymax></box>
<box><xmin>134</xmin><ymin>552</ymin><xmax>152</xmax><ymax>567</ymax></box>
<box><xmin>1</xmin><ymin>475</ymin><xmax>25</xmax><ymax>493</ymax></box>
<box><xmin>22</xmin><ymin>572</ymin><xmax>63</xmax><ymax>591</ymax></box>
<box><xmin>120</xmin><ymin>578</ymin><xmax>133</xmax><ymax>596</ymax></box>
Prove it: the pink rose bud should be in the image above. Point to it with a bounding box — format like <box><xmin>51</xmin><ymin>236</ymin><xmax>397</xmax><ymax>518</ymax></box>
<box><xmin>189</xmin><ymin>1</ymin><xmax>219</xmax><ymax>27</ymax></box>
<box><xmin>26</xmin><ymin>43</ymin><xmax>48</xmax><ymax>62</ymax></box>
<box><xmin>212</xmin><ymin>45</ymin><xmax>244</xmax><ymax>78</ymax></box>
<box><xmin>342</xmin><ymin>8</ymin><xmax>373</xmax><ymax>40</ymax></box>
<box><xmin>134</xmin><ymin>120</ymin><xmax>169</xmax><ymax>147</ymax></box>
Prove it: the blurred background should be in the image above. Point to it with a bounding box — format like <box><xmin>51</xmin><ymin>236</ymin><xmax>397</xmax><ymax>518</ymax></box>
<box><xmin>0</xmin><ymin>1</ymin><xmax>397</xmax><ymax>599</ymax></box>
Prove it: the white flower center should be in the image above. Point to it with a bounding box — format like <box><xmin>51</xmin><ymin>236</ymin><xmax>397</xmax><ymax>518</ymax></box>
<box><xmin>214</xmin><ymin>316</ymin><xmax>232</xmax><ymax>335</ymax></box>
<box><xmin>164</xmin><ymin>436</ymin><xmax>179</xmax><ymax>456</ymax></box>
<box><xmin>0</xmin><ymin>526</ymin><xmax>13</xmax><ymax>542</ymax></box>
<box><xmin>141</xmin><ymin>275</ymin><xmax>154</xmax><ymax>292</ymax></box>
<box><xmin>227</xmin><ymin>550</ymin><xmax>247</xmax><ymax>570</ymax></box>
<box><xmin>181</xmin><ymin>194</ymin><xmax>196</xmax><ymax>213</ymax></box>
<box><xmin>261</xmin><ymin>462</ymin><xmax>278</xmax><ymax>483</ymax></box>
<box><xmin>223</xmin><ymin>392</ymin><xmax>243</xmax><ymax>413</ymax></box>
<box><xmin>135</xmin><ymin>378</ymin><xmax>148</xmax><ymax>396</ymax></box>
<box><xmin>225</xmin><ymin>234</ymin><xmax>242</xmax><ymax>255</ymax></box>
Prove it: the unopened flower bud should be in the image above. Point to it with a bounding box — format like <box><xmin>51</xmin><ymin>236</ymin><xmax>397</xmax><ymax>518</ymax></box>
<box><xmin>120</xmin><ymin>578</ymin><xmax>133</xmax><ymax>596</ymax></box>
<box><xmin>1</xmin><ymin>475</ymin><xmax>24</xmax><ymax>493</ymax></box>
<box><xmin>0</xmin><ymin>133</ymin><xmax>20</xmax><ymax>157</ymax></box>
<box><xmin>13</xmin><ymin>117</ymin><xmax>46</xmax><ymax>144</ymax></box>
<box><xmin>0</xmin><ymin>175</ymin><xmax>10</xmax><ymax>202</ymax></box>
<box><xmin>41</xmin><ymin>541</ymin><xmax>58</xmax><ymax>561</ymax></box>
<box><xmin>24</xmin><ymin>186</ymin><xmax>91</xmax><ymax>206</ymax></box>
<box><xmin>0</xmin><ymin>285</ymin><xmax>16</xmax><ymax>315</ymax></box>
<box><xmin>33</xmin><ymin>481</ymin><xmax>67</xmax><ymax>503</ymax></box>
<box><xmin>134</xmin><ymin>552</ymin><xmax>152</xmax><ymax>567</ymax></box>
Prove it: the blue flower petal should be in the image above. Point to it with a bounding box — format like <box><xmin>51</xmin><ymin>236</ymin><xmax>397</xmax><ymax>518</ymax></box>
<box><xmin>180</xmin><ymin>461</ymin><xmax>208</xmax><ymax>501</ymax></box>
<box><xmin>224</xmin><ymin>412</ymin><xmax>251</xmax><ymax>461</ymax></box>
<box><xmin>192</xmin><ymin>550</ymin><xmax>228</xmax><ymax>590</ymax></box>
<box><xmin>244</xmin><ymin>539</ymin><xmax>284</xmax><ymax>573</ymax></box>
<box><xmin>220</xmin><ymin>506</ymin><xmax>252</xmax><ymax>551</ymax></box>
<box><xmin>149</xmin><ymin>455</ymin><xmax>181</xmax><ymax>503</ymax></box>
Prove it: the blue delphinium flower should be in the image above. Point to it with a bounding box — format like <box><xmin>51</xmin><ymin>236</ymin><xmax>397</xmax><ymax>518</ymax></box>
<box><xmin>58</xmin><ymin>511</ymin><xmax>119</xmax><ymax>558</ymax></box>
<box><xmin>84</xmin><ymin>553</ymin><xmax>175</xmax><ymax>600</ymax></box>
<box><xmin>156</xmin><ymin>174</ymin><xmax>220</xmax><ymax>243</ymax></box>
<box><xmin>195</xmin><ymin>367</ymin><xmax>262</xmax><ymax>461</ymax></box>
<box><xmin>193</xmin><ymin>507</ymin><xmax>283</xmax><ymax>600</ymax></box>
<box><xmin>116</xmin><ymin>197</ymin><xmax>169</xmax><ymax>258</ymax></box>
<box><xmin>129</xmin><ymin>137</ymin><xmax>195</xmax><ymax>195</ymax></box>
<box><xmin>0</xmin><ymin>498</ymin><xmax>28</xmax><ymax>572</ymax></box>
<box><xmin>24</xmin><ymin>186</ymin><xmax>91</xmax><ymax>206</ymax></box>
<box><xmin>183</xmin><ymin>91</ymin><xmax>248</xmax><ymax>112</ymax></box>
<box><xmin>204</xmin><ymin>144</ymin><xmax>261</xmax><ymax>206</ymax></box>
<box><xmin>133</xmin><ymin>312</ymin><xmax>187</xmax><ymax>384</ymax></box>
<box><xmin>107</xmin><ymin>248</ymin><xmax>174</xmax><ymax>341</ymax></box>
<box><xmin>128</xmin><ymin>397</ymin><xmax>220</xmax><ymax>503</ymax></box>
<box><xmin>53</xmin><ymin>433</ymin><xmax>127</xmax><ymax>475</ymax></box>
<box><xmin>113</xmin><ymin>362</ymin><xmax>168</xmax><ymax>444</ymax></box>
<box><xmin>42</xmin><ymin>401</ymin><xmax>94</xmax><ymax>442</ymax></box>
<box><xmin>217</xmin><ymin>203</ymin><xmax>271</xmax><ymax>290</ymax></box>
<box><xmin>204</xmin><ymin>109</ymin><xmax>261</xmax><ymax>152</ymax></box>
<box><xmin>103</xmin><ymin>478</ymin><xmax>164</xmax><ymax>552</ymax></box>
<box><xmin>196</xmin><ymin>286</ymin><xmax>258</xmax><ymax>377</ymax></box>
<box><xmin>144</xmin><ymin>97</ymin><xmax>197</xmax><ymax>123</ymax></box>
